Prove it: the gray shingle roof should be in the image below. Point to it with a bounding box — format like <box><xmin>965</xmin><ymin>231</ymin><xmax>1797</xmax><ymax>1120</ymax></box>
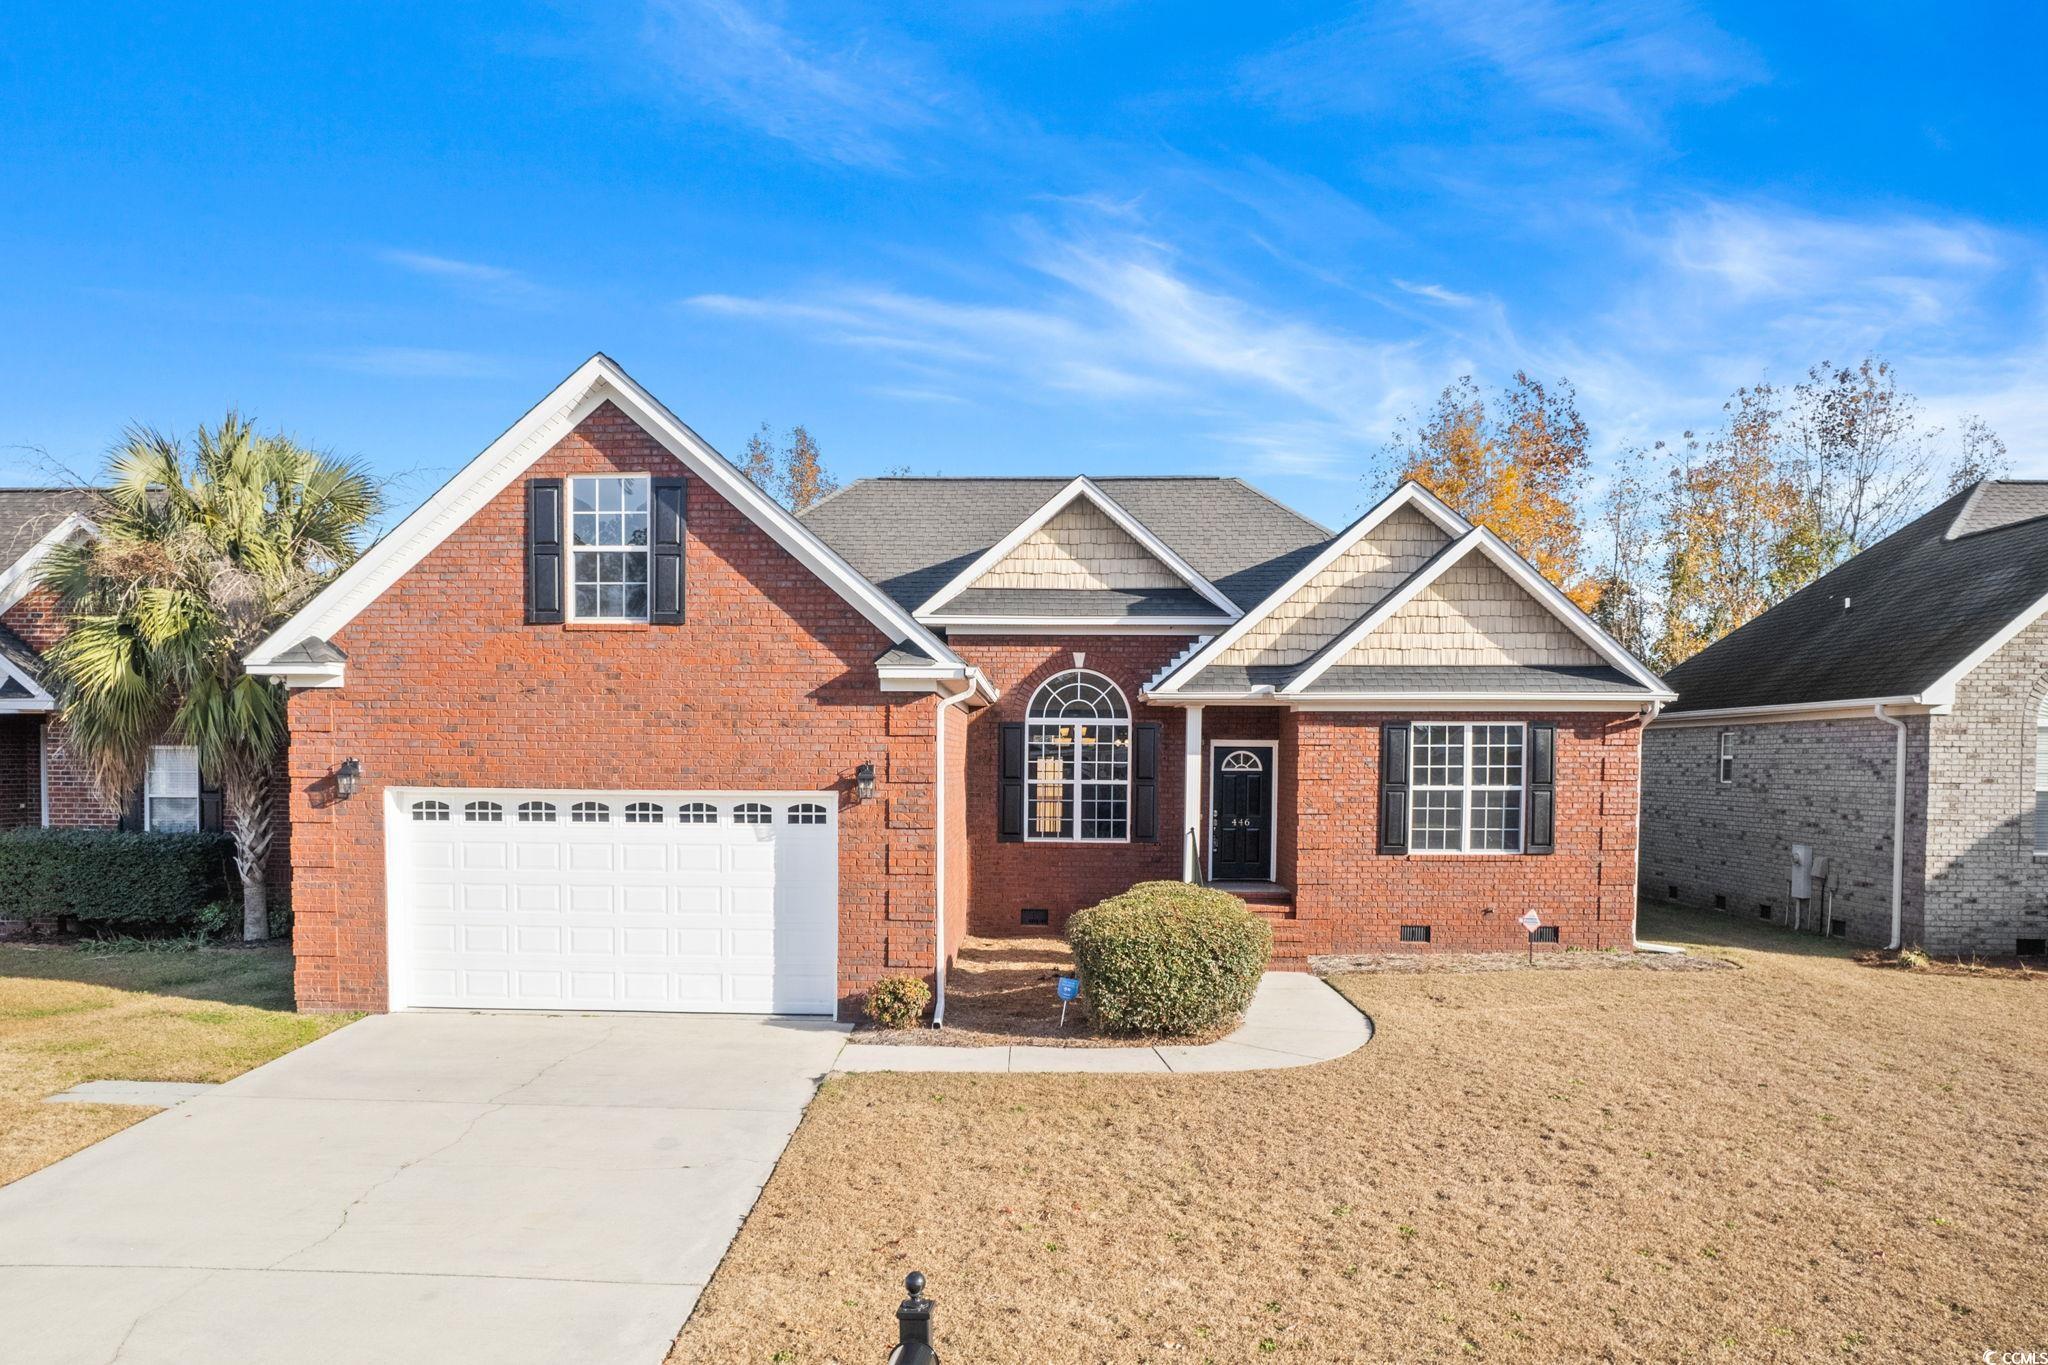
<box><xmin>1300</xmin><ymin>664</ymin><xmax>1646</xmax><ymax>695</ymax></box>
<box><xmin>936</xmin><ymin>587</ymin><xmax>1226</xmax><ymax>619</ymax></box>
<box><xmin>0</xmin><ymin>621</ymin><xmax>46</xmax><ymax>693</ymax></box>
<box><xmin>798</xmin><ymin>477</ymin><xmax>1328</xmax><ymax>618</ymax></box>
<box><xmin>1664</xmin><ymin>481</ymin><xmax>2048</xmax><ymax>713</ymax></box>
<box><xmin>0</xmin><ymin>488</ymin><xmax>97</xmax><ymax>571</ymax></box>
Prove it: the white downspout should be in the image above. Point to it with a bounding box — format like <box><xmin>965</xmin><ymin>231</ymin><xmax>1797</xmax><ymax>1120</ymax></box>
<box><xmin>931</xmin><ymin>684</ymin><xmax>977</xmax><ymax>1028</ymax></box>
<box><xmin>1183</xmin><ymin>704</ymin><xmax>1204</xmax><ymax>881</ymax></box>
<box><xmin>1874</xmin><ymin>703</ymin><xmax>1907</xmax><ymax>951</ymax></box>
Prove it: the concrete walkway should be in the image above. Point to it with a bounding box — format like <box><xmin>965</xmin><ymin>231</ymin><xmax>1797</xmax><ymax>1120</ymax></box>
<box><xmin>834</xmin><ymin>971</ymin><xmax>1370</xmax><ymax>1073</ymax></box>
<box><xmin>0</xmin><ymin>1011</ymin><xmax>848</xmax><ymax>1365</ymax></box>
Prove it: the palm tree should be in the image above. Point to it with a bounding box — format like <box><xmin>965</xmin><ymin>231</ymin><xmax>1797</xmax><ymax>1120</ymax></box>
<box><xmin>40</xmin><ymin>414</ymin><xmax>380</xmax><ymax>942</ymax></box>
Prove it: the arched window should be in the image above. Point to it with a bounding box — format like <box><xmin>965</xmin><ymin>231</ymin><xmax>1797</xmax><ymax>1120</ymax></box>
<box><xmin>624</xmin><ymin>801</ymin><xmax>664</xmax><ymax>824</ymax></box>
<box><xmin>570</xmin><ymin>800</ymin><xmax>610</xmax><ymax>824</ymax></box>
<box><xmin>411</xmin><ymin>799</ymin><xmax>450</xmax><ymax>822</ymax></box>
<box><xmin>2035</xmin><ymin>698</ymin><xmax>2048</xmax><ymax>850</ymax></box>
<box><xmin>733</xmin><ymin>802</ymin><xmax>772</xmax><ymax>825</ymax></box>
<box><xmin>517</xmin><ymin>801</ymin><xmax>558</xmax><ymax>823</ymax></box>
<box><xmin>1025</xmin><ymin>669</ymin><xmax>1131</xmax><ymax>841</ymax></box>
<box><xmin>677</xmin><ymin>802</ymin><xmax>718</xmax><ymax>824</ymax></box>
<box><xmin>464</xmin><ymin>800</ymin><xmax>503</xmax><ymax>823</ymax></box>
<box><xmin>787</xmin><ymin>802</ymin><xmax>828</xmax><ymax>825</ymax></box>
<box><xmin>1220</xmin><ymin>750</ymin><xmax>1263</xmax><ymax>773</ymax></box>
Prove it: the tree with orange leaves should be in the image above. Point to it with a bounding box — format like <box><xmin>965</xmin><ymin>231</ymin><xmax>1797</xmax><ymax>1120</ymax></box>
<box><xmin>1377</xmin><ymin>373</ymin><xmax>1597</xmax><ymax>608</ymax></box>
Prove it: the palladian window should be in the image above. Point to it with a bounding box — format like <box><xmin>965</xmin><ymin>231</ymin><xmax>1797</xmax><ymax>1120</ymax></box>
<box><xmin>1025</xmin><ymin>669</ymin><xmax>1130</xmax><ymax>841</ymax></box>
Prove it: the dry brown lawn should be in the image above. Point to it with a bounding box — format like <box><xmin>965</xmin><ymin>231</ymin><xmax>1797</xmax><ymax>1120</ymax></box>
<box><xmin>673</xmin><ymin>905</ymin><xmax>2047</xmax><ymax>1363</ymax></box>
<box><xmin>0</xmin><ymin>942</ymin><xmax>354</xmax><ymax>1186</ymax></box>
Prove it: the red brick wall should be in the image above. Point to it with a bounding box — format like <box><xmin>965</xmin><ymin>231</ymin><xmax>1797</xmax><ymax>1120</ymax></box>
<box><xmin>1291</xmin><ymin>710</ymin><xmax>1642</xmax><ymax>952</ymax></box>
<box><xmin>4</xmin><ymin>586</ymin><xmax>67</xmax><ymax>654</ymax></box>
<box><xmin>952</xmin><ymin>635</ymin><xmax>1194</xmax><ymax>933</ymax></box>
<box><xmin>287</xmin><ymin>400</ymin><xmax>944</xmax><ymax>1014</ymax></box>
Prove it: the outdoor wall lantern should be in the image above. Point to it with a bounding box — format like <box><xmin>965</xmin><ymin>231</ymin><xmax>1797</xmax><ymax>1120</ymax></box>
<box><xmin>335</xmin><ymin>758</ymin><xmax>362</xmax><ymax>800</ymax></box>
<box><xmin>856</xmin><ymin>761</ymin><xmax>877</xmax><ymax>802</ymax></box>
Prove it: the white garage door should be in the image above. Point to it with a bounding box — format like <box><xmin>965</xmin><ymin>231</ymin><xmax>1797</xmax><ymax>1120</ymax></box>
<box><xmin>393</xmin><ymin>791</ymin><xmax>839</xmax><ymax>1015</ymax></box>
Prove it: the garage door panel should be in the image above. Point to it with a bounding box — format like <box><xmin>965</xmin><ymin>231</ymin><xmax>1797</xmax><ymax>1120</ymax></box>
<box><xmin>397</xmin><ymin>792</ymin><xmax>839</xmax><ymax>1016</ymax></box>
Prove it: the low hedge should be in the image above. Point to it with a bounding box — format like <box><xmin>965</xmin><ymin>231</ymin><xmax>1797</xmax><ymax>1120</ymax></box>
<box><xmin>864</xmin><ymin>974</ymin><xmax>933</xmax><ymax>1029</ymax></box>
<box><xmin>1067</xmin><ymin>880</ymin><xmax>1272</xmax><ymax>1035</ymax></box>
<box><xmin>0</xmin><ymin>829</ymin><xmax>235</xmax><ymax>935</ymax></box>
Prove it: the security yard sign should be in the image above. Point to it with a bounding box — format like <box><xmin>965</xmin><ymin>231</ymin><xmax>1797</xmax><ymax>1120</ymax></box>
<box><xmin>1518</xmin><ymin>911</ymin><xmax>1542</xmax><ymax>965</ymax></box>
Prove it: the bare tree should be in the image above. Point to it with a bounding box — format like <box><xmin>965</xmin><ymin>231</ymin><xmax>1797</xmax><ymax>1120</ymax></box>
<box><xmin>1589</xmin><ymin>445</ymin><xmax>1660</xmax><ymax>663</ymax></box>
<box><xmin>1785</xmin><ymin>359</ymin><xmax>1935</xmax><ymax>561</ymax></box>
<box><xmin>1945</xmin><ymin>414</ymin><xmax>2010</xmax><ymax>495</ymax></box>
<box><xmin>740</xmin><ymin>423</ymin><xmax>780</xmax><ymax>502</ymax></box>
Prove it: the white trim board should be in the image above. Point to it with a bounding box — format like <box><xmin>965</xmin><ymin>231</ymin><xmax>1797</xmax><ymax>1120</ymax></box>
<box><xmin>245</xmin><ymin>354</ymin><xmax>963</xmax><ymax>679</ymax></box>
<box><xmin>910</xmin><ymin>476</ymin><xmax>1241</xmax><ymax>621</ymax></box>
<box><xmin>0</xmin><ymin>511</ymin><xmax>98</xmax><ymax>618</ymax></box>
<box><xmin>1205</xmin><ymin>738</ymin><xmax>1278</xmax><ymax>882</ymax></box>
<box><xmin>1150</xmin><ymin>481</ymin><xmax>1469</xmax><ymax>695</ymax></box>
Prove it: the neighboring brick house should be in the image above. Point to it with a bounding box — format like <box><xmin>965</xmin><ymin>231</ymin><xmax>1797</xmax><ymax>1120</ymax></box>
<box><xmin>1644</xmin><ymin>482</ymin><xmax>2048</xmax><ymax>957</ymax></box>
<box><xmin>0</xmin><ymin>490</ymin><xmax>290</xmax><ymax>882</ymax></box>
<box><xmin>245</xmin><ymin>354</ymin><xmax>1671</xmax><ymax>1018</ymax></box>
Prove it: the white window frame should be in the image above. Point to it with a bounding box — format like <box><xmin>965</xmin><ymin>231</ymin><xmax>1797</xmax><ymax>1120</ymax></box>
<box><xmin>1024</xmin><ymin>669</ymin><xmax>1131</xmax><ymax>844</ymax></box>
<box><xmin>1408</xmin><ymin>721</ymin><xmax>1526</xmax><ymax>856</ymax></box>
<box><xmin>567</xmin><ymin>474</ymin><xmax>652</xmax><ymax>623</ymax></box>
<box><xmin>144</xmin><ymin>744</ymin><xmax>201</xmax><ymax>833</ymax></box>
<box><xmin>1718</xmin><ymin>730</ymin><xmax>1734</xmax><ymax>786</ymax></box>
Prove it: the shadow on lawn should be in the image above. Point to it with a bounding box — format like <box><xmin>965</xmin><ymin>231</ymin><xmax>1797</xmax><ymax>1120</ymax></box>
<box><xmin>0</xmin><ymin>941</ymin><xmax>301</xmax><ymax>1011</ymax></box>
<box><xmin>1638</xmin><ymin>900</ymin><xmax>1867</xmax><ymax>960</ymax></box>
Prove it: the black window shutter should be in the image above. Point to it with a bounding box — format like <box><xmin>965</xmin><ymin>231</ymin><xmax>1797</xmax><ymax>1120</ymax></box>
<box><xmin>199</xmin><ymin>773</ymin><xmax>224</xmax><ymax>833</ymax></box>
<box><xmin>1526</xmin><ymin>721</ymin><xmax>1557</xmax><ymax>855</ymax></box>
<box><xmin>526</xmin><ymin>477</ymin><xmax>564</xmax><ymax>625</ymax></box>
<box><xmin>1131</xmin><ymin>722</ymin><xmax>1161</xmax><ymax>842</ymax></box>
<box><xmin>1378</xmin><ymin>721</ymin><xmax>1410</xmax><ymax>854</ymax></box>
<box><xmin>649</xmin><ymin>476</ymin><xmax>687</xmax><ymax>624</ymax></box>
<box><xmin>119</xmin><ymin>781</ymin><xmax>145</xmax><ymax>833</ymax></box>
<box><xmin>998</xmin><ymin>722</ymin><xmax>1026</xmax><ymax>842</ymax></box>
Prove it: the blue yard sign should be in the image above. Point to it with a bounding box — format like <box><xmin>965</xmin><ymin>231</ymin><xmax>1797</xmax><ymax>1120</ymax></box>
<box><xmin>1056</xmin><ymin>974</ymin><xmax>1080</xmax><ymax>1027</ymax></box>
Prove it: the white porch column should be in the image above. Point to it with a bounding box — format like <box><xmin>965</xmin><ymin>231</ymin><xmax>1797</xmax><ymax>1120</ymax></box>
<box><xmin>1182</xmin><ymin>704</ymin><xmax>1204</xmax><ymax>881</ymax></box>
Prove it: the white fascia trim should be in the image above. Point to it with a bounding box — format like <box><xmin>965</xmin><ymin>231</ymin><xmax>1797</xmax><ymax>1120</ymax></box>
<box><xmin>876</xmin><ymin>664</ymin><xmax>1000</xmax><ymax>704</ymax></box>
<box><xmin>910</xmin><ymin>476</ymin><xmax>1241</xmax><ymax>620</ymax></box>
<box><xmin>0</xmin><ymin>512</ymin><xmax>99</xmax><ymax>617</ymax></box>
<box><xmin>1284</xmin><ymin>525</ymin><xmax>1669</xmax><ymax>696</ymax></box>
<box><xmin>245</xmin><ymin>354</ymin><xmax>961</xmax><ymax>673</ymax></box>
<box><xmin>1917</xmin><ymin>583</ymin><xmax>2048</xmax><ymax>706</ymax></box>
<box><xmin>924</xmin><ymin>615</ymin><xmax>1229</xmax><ymax>636</ymax></box>
<box><xmin>1143</xmin><ymin>690</ymin><xmax>1655</xmax><ymax>712</ymax></box>
<box><xmin>0</xmin><ymin>698</ymin><xmax>55</xmax><ymax>714</ymax></box>
<box><xmin>0</xmin><ymin>651</ymin><xmax>54</xmax><ymax>709</ymax></box>
<box><xmin>1651</xmin><ymin>696</ymin><xmax>1938</xmax><ymax>727</ymax></box>
<box><xmin>1151</xmin><ymin>480</ymin><xmax>1471</xmax><ymax>696</ymax></box>
<box><xmin>246</xmin><ymin>663</ymin><xmax>346</xmax><ymax>689</ymax></box>
<box><xmin>1283</xmin><ymin>530</ymin><xmax>1484</xmax><ymax>693</ymax></box>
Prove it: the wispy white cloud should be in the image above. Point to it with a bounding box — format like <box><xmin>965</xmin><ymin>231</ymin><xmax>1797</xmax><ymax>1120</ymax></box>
<box><xmin>634</xmin><ymin>0</ymin><xmax>959</xmax><ymax>169</ymax></box>
<box><xmin>1245</xmin><ymin>0</ymin><xmax>1764</xmax><ymax>135</ymax></box>
<box><xmin>1393</xmin><ymin>279</ymin><xmax>1479</xmax><ymax>307</ymax></box>
<box><xmin>377</xmin><ymin>250</ymin><xmax>553</xmax><ymax>306</ymax></box>
<box><xmin>317</xmin><ymin>347</ymin><xmax>511</xmax><ymax>379</ymax></box>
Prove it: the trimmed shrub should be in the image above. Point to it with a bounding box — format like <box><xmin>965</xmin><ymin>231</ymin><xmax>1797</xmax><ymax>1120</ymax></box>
<box><xmin>865</xmin><ymin>973</ymin><xmax>933</xmax><ymax>1029</ymax></box>
<box><xmin>0</xmin><ymin>829</ymin><xmax>235</xmax><ymax>936</ymax></box>
<box><xmin>1067</xmin><ymin>880</ymin><xmax>1272</xmax><ymax>1035</ymax></box>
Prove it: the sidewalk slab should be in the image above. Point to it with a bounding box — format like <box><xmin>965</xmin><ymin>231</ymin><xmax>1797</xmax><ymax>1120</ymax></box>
<box><xmin>834</xmin><ymin>972</ymin><xmax>1369</xmax><ymax>1075</ymax></box>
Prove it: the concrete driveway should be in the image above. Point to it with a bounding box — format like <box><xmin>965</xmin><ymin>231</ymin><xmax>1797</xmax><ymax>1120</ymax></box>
<box><xmin>0</xmin><ymin>1011</ymin><xmax>848</xmax><ymax>1365</ymax></box>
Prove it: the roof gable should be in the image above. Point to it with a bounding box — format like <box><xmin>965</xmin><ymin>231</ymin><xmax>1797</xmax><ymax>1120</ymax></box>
<box><xmin>1287</xmin><ymin>528</ymin><xmax>1663</xmax><ymax>695</ymax></box>
<box><xmin>1151</xmin><ymin>481</ymin><xmax>1468</xmax><ymax>694</ymax></box>
<box><xmin>797</xmin><ymin>477</ymin><xmax>1328</xmax><ymax>618</ymax></box>
<box><xmin>245</xmin><ymin>355</ymin><xmax>962</xmax><ymax>682</ymax></box>
<box><xmin>913</xmin><ymin>477</ymin><xmax>1238</xmax><ymax>620</ymax></box>
<box><xmin>1663</xmin><ymin>481</ymin><xmax>2048</xmax><ymax>715</ymax></box>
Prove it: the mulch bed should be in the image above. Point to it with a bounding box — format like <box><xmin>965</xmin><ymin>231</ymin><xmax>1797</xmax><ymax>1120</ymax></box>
<box><xmin>852</xmin><ymin>934</ymin><xmax>1237</xmax><ymax>1048</ymax></box>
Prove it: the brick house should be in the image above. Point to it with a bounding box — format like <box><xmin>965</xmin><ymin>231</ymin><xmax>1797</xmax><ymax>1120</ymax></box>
<box><xmin>0</xmin><ymin>490</ymin><xmax>288</xmax><ymax>873</ymax></box>
<box><xmin>244</xmin><ymin>354</ymin><xmax>1670</xmax><ymax>1018</ymax></box>
<box><xmin>1644</xmin><ymin>482</ymin><xmax>2048</xmax><ymax>957</ymax></box>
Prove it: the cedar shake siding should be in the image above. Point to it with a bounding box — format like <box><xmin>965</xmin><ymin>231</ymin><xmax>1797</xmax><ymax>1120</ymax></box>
<box><xmin>968</xmin><ymin>499</ymin><xmax>1191</xmax><ymax>593</ymax></box>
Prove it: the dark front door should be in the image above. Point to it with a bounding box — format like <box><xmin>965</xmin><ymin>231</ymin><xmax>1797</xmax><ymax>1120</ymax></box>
<box><xmin>1209</xmin><ymin>746</ymin><xmax>1274</xmax><ymax>882</ymax></box>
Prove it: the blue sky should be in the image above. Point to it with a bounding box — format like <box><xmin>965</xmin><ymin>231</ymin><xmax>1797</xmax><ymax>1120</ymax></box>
<box><xmin>3</xmin><ymin>2</ymin><xmax>2043</xmax><ymax>525</ymax></box>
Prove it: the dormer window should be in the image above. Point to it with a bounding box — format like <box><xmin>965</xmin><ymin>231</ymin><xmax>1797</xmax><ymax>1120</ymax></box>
<box><xmin>569</xmin><ymin>475</ymin><xmax>650</xmax><ymax>621</ymax></box>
